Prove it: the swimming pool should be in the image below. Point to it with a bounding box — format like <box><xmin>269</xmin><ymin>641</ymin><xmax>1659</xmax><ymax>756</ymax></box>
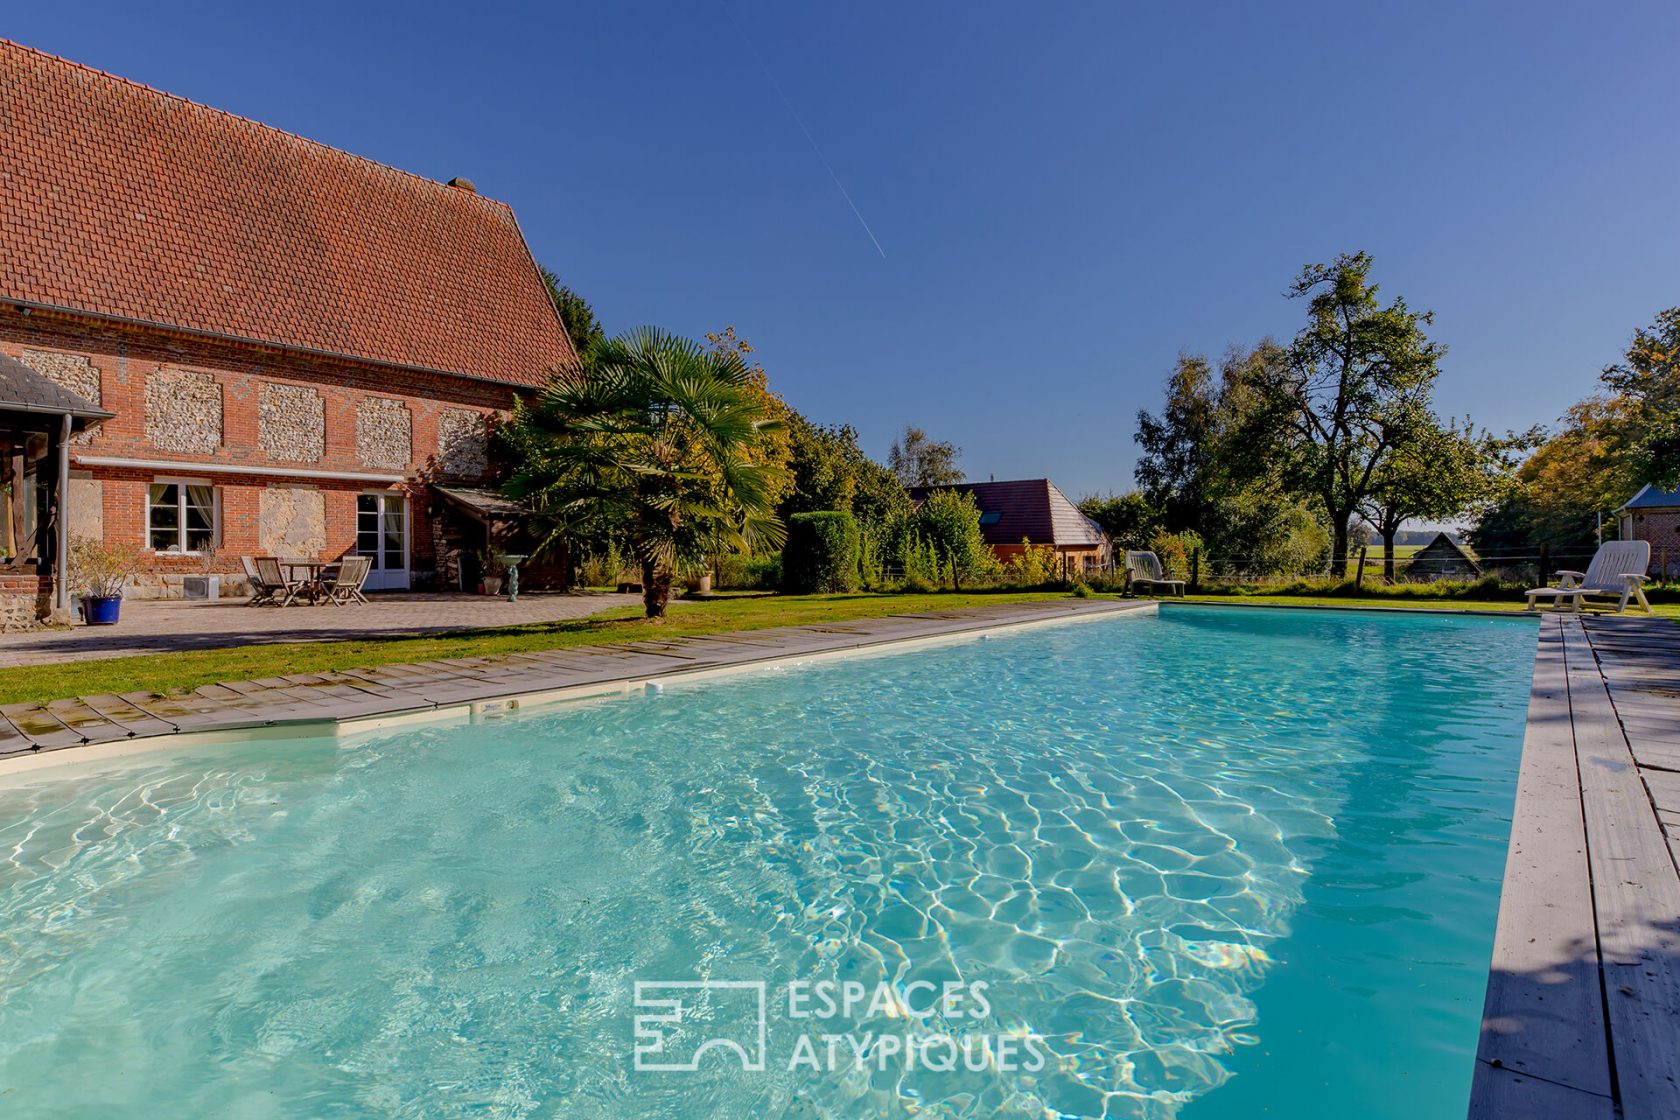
<box><xmin>0</xmin><ymin>606</ymin><xmax>1534</xmax><ymax>1118</ymax></box>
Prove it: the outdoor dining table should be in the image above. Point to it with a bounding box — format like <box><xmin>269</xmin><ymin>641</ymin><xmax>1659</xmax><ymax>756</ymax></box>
<box><xmin>280</xmin><ymin>559</ymin><xmax>340</xmax><ymax>605</ymax></box>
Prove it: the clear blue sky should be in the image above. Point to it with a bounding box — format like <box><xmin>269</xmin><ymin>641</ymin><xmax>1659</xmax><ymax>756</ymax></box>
<box><xmin>10</xmin><ymin>3</ymin><xmax>1679</xmax><ymax>497</ymax></box>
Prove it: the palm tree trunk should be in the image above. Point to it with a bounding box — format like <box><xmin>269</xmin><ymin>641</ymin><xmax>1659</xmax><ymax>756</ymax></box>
<box><xmin>641</xmin><ymin>556</ymin><xmax>673</xmax><ymax>619</ymax></box>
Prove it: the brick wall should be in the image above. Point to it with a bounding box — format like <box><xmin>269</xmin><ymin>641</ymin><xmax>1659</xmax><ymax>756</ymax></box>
<box><xmin>1625</xmin><ymin>509</ymin><xmax>1680</xmax><ymax>579</ymax></box>
<box><xmin>1</xmin><ymin>307</ymin><xmax>531</xmax><ymax>592</ymax></box>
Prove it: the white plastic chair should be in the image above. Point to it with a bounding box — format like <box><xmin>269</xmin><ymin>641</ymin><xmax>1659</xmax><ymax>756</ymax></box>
<box><xmin>1525</xmin><ymin>541</ymin><xmax>1652</xmax><ymax>614</ymax></box>
<box><xmin>1125</xmin><ymin>551</ymin><xmax>1186</xmax><ymax>597</ymax></box>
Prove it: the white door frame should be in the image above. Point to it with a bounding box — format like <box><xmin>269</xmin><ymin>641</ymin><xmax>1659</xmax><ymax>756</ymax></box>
<box><xmin>357</xmin><ymin>490</ymin><xmax>410</xmax><ymax>591</ymax></box>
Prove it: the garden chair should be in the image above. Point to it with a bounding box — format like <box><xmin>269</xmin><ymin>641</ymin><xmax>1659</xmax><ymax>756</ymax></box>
<box><xmin>254</xmin><ymin>555</ymin><xmax>306</xmax><ymax>607</ymax></box>
<box><xmin>323</xmin><ymin>555</ymin><xmax>373</xmax><ymax>606</ymax></box>
<box><xmin>1125</xmin><ymin>551</ymin><xmax>1186</xmax><ymax>597</ymax></box>
<box><xmin>241</xmin><ymin>556</ymin><xmax>278</xmax><ymax>606</ymax></box>
<box><xmin>1525</xmin><ymin>540</ymin><xmax>1652</xmax><ymax>614</ymax></box>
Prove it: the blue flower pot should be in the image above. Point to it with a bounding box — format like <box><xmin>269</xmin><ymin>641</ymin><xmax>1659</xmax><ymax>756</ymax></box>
<box><xmin>84</xmin><ymin>595</ymin><xmax>122</xmax><ymax>625</ymax></box>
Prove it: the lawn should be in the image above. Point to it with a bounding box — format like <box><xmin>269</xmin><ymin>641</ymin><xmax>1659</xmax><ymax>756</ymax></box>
<box><xmin>3</xmin><ymin>589</ymin><xmax>1672</xmax><ymax>708</ymax></box>
<box><xmin>0</xmin><ymin>592</ymin><xmax>1069</xmax><ymax>707</ymax></box>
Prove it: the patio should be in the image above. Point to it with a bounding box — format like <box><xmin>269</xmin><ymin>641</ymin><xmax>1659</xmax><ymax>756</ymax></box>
<box><xmin>0</xmin><ymin>591</ymin><xmax>641</xmax><ymax>668</ymax></box>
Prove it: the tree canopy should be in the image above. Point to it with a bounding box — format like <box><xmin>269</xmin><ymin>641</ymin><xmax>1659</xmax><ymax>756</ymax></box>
<box><xmin>888</xmin><ymin>426</ymin><xmax>964</xmax><ymax>487</ymax></box>
<box><xmin>504</xmin><ymin>327</ymin><xmax>787</xmax><ymax>617</ymax></box>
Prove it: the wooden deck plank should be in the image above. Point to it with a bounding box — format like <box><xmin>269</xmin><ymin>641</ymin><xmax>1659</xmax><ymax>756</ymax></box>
<box><xmin>1467</xmin><ymin>1064</ymin><xmax>1614</xmax><ymax>1120</ymax></box>
<box><xmin>1473</xmin><ymin>616</ymin><xmax>1611</xmax><ymax>1099</ymax></box>
<box><xmin>1566</xmin><ymin>620</ymin><xmax>1680</xmax><ymax>1120</ymax></box>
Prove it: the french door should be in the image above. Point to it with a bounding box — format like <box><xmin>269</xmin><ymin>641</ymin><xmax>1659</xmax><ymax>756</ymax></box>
<box><xmin>357</xmin><ymin>492</ymin><xmax>409</xmax><ymax>590</ymax></box>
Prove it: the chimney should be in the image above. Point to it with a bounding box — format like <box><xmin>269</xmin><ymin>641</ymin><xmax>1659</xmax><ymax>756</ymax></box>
<box><xmin>446</xmin><ymin>177</ymin><xmax>477</xmax><ymax>193</ymax></box>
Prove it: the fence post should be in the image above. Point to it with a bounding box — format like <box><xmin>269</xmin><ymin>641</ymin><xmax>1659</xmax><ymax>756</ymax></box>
<box><xmin>1190</xmin><ymin>548</ymin><xmax>1200</xmax><ymax>593</ymax></box>
<box><xmin>1354</xmin><ymin>546</ymin><xmax>1367</xmax><ymax>591</ymax></box>
<box><xmin>1537</xmin><ymin>543</ymin><xmax>1549</xmax><ymax>585</ymax></box>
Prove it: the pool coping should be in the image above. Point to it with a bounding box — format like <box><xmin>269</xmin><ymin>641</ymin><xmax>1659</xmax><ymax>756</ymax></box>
<box><xmin>1468</xmin><ymin>612</ymin><xmax>1680</xmax><ymax>1119</ymax></box>
<box><xmin>0</xmin><ymin>598</ymin><xmax>1156</xmax><ymax>778</ymax></box>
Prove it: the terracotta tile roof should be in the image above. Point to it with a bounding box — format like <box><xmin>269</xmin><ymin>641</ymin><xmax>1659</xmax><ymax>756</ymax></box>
<box><xmin>0</xmin><ymin>39</ymin><xmax>574</xmax><ymax>387</ymax></box>
<box><xmin>910</xmin><ymin>478</ymin><xmax>1109</xmax><ymax>548</ymax></box>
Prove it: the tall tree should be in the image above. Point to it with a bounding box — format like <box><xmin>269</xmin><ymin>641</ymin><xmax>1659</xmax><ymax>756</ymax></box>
<box><xmin>1260</xmin><ymin>252</ymin><xmax>1445</xmax><ymax>575</ymax></box>
<box><xmin>504</xmin><ymin>328</ymin><xmax>787</xmax><ymax>618</ymax></box>
<box><xmin>1360</xmin><ymin>414</ymin><xmax>1507</xmax><ymax>581</ymax></box>
<box><xmin>1600</xmin><ymin>306</ymin><xmax>1680</xmax><ymax>490</ymax></box>
<box><xmin>1134</xmin><ymin>354</ymin><xmax>1220</xmax><ymax>530</ymax></box>
<box><xmin>888</xmin><ymin>426</ymin><xmax>964</xmax><ymax>487</ymax></box>
<box><xmin>539</xmin><ymin>266</ymin><xmax>604</xmax><ymax>358</ymax></box>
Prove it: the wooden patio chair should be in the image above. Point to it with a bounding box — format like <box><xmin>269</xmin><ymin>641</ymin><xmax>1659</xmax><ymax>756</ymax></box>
<box><xmin>241</xmin><ymin>556</ymin><xmax>277</xmax><ymax>606</ymax></box>
<box><xmin>323</xmin><ymin>555</ymin><xmax>373</xmax><ymax>606</ymax></box>
<box><xmin>254</xmin><ymin>555</ymin><xmax>306</xmax><ymax>606</ymax></box>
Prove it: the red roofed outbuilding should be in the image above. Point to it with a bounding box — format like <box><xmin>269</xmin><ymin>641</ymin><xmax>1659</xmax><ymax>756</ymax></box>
<box><xmin>910</xmin><ymin>478</ymin><xmax>1112</xmax><ymax>575</ymax></box>
<box><xmin>0</xmin><ymin>39</ymin><xmax>574</xmax><ymax>611</ymax></box>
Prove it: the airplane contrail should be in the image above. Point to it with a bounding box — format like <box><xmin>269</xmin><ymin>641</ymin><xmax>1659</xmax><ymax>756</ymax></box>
<box><xmin>720</xmin><ymin>4</ymin><xmax>888</xmax><ymax>259</ymax></box>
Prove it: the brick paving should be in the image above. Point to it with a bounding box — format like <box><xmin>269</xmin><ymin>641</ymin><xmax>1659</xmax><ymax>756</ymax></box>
<box><xmin>0</xmin><ymin>591</ymin><xmax>642</xmax><ymax>668</ymax></box>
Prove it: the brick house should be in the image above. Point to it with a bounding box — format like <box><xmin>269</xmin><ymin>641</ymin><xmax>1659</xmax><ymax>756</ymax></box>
<box><xmin>0</xmin><ymin>39</ymin><xmax>574</xmax><ymax>616</ymax></box>
<box><xmin>910</xmin><ymin>478</ymin><xmax>1112</xmax><ymax>574</ymax></box>
<box><xmin>1617</xmin><ymin>484</ymin><xmax>1680</xmax><ymax>580</ymax></box>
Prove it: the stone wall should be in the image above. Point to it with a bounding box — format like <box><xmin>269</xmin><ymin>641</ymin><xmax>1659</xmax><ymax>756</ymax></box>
<box><xmin>145</xmin><ymin>367</ymin><xmax>222</xmax><ymax>453</ymax></box>
<box><xmin>437</xmin><ymin>408</ymin><xmax>489</xmax><ymax>478</ymax></box>
<box><xmin>259</xmin><ymin>383</ymin><xmax>325</xmax><ymax>462</ymax></box>
<box><xmin>258</xmin><ymin>486</ymin><xmax>327</xmax><ymax>557</ymax></box>
<box><xmin>20</xmin><ymin>348</ymin><xmax>100</xmax><ymax>405</ymax></box>
<box><xmin>68</xmin><ymin>476</ymin><xmax>103</xmax><ymax>540</ymax></box>
<box><xmin>0</xmin><ymin>573</ymin><xmax>51</xmax><ymax>628</ymax></box>
<box><xmin>357</xmin><ymin>396</ymin><xmax>412</xmax><ymax>471</ymax></box>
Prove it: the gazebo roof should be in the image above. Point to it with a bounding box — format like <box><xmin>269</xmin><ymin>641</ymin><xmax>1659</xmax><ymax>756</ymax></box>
<box><xmin>0</xmin><ymin>351</ymin><xmax>113</xmax><ymax>426</ymax></box>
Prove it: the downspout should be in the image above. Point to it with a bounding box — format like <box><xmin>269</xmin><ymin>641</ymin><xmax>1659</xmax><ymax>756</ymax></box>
<box><xmin>56</xmin><ymin>412</ymin><xmax>70</xmax><ymax>612</ymax></box>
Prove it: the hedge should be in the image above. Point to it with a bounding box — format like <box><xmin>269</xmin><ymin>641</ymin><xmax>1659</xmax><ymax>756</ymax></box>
<box><xmin>782</xmin><ymin>511</ymin><xmax>861</xmax><ymax>593</ymax></box>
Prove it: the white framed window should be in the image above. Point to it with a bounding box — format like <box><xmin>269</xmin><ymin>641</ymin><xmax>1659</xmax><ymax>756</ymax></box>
<box><xmin>146</xmin><ymin>478</ymin><xmax>219</xmax><ymax>553</ymax></box>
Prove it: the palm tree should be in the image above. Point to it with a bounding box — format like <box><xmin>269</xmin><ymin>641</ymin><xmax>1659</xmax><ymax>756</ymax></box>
<box><xmin>506</xmin><ymin>327</ymin><xmax>787</xmax><ymax>618</ymax></box>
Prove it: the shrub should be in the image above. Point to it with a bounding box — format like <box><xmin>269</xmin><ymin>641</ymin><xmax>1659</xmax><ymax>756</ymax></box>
<box><xmin>782</xmin><ymin>511</ymin><xmax>861</xmax><ymax>593</ymax></box>
<box><xmin>1147</xmin><ymin>529</ymin><xmax>1204</xmax><ymax>582</ymax></box>
<box><xmin>578</xmin><ymin>546</ymin><xmax>629</xmax><ymax>588</ymax></box>
<box><xmin>714</xmin><ymin>553</ymin><xmax>782</xmax><ymax>590</ymax></box>
<box><xmin>1003</xmin><ymin>540</ymin><xmax>1058</xmax><ymax>588</ymax></box>
<box><xmin>914</xmin><ymin>489</ymin><xmax>998</xmax><ymax>590</ymax></box>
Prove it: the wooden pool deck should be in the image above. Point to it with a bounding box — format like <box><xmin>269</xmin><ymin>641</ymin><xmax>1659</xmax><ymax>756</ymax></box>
<box><xmin>1471</xmin><ymin>611</ymin><xmax>1680</xmax><ymax>1119</ymax></box>
<box><xmin>0</xmin><ymin>598</ymin><xmax>1152</xmax><ymax>762</ymax></box>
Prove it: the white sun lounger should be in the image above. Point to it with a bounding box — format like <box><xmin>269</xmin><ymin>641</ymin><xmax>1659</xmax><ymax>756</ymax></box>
<box><xmin>1525</xmin><ymin>540</ymin><xmax>1652</xmax><ymax>614</ymax></box>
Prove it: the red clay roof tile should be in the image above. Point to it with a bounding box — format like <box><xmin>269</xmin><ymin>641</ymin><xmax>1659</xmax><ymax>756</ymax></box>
<box><xmin>0</xmin><ymin>39</ymin><xmax>574</xmax><ymax>387</ymax></box>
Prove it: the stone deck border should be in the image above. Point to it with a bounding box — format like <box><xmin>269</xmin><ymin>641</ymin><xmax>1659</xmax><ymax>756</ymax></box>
<box><xmin>0</xmin><ymin>599</ymin><xmax>1155</xmax><ymax>776</ymax></box>
<box><xmin>1469</xmin><ymin>612</ymin><xmax>1680</xmax><ymax>1120</ymax></box>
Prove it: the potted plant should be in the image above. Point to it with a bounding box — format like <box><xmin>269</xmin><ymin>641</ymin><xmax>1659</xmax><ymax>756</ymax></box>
<box><xmin>182</xmin><ymin>545</ymin><xmax>221</xmax><ymax>601</ymax></box>
<box><xmin>478</xmin><ymin>550</ymin><xmax>505</xmax><ymax>596</ymax></box>
<box><xmin>681</xmin><ymin>559</ymin><xmax>713</xmax><ymax>596</ymax></box>
<box><xmin>70</xmin><ymin>535</ymin><xmax>139</xmax><ymax>625</ymax></box>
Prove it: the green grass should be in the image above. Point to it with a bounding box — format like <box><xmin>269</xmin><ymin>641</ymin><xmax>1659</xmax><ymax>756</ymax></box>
<box><xmin>0</xmin><ymin>591</ymin><xmax>1069</xmax><ymax>707</ymax></box>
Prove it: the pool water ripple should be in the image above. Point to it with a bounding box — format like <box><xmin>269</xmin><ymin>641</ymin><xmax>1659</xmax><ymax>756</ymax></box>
<box><xmin>0</xmin><ymin>607</ymin><xmax>1533</xmax><ymax>1118</ymax></box>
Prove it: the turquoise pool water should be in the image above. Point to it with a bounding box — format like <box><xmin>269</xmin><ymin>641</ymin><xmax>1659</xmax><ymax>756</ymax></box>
<box><xmin>0</xmin><ymin>606</ymin><xmax>1534</xmax><ymax>1118</ymax></box>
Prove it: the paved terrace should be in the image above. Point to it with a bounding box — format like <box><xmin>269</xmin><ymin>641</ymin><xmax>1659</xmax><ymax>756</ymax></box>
<box><xmin>0</xmin><ymin>591</ymin><xmax>642</xmax><ymax>667</ymax></box>
<box><xmin>1471</xmin><ymin>612</ymin><xmax>1680</xmax><ymax>1119</ymax></box>
<box><xmin>0</xmin><ymin>598</ymin><xmax>1149</xmax><ymax>757</ymax></box>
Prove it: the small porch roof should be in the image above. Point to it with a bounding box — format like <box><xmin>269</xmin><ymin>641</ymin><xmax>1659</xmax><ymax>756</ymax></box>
<box><xmin>431</xmin><ymin>484</ymin><xmax>534</xmax><ymax>525</ymax></box>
